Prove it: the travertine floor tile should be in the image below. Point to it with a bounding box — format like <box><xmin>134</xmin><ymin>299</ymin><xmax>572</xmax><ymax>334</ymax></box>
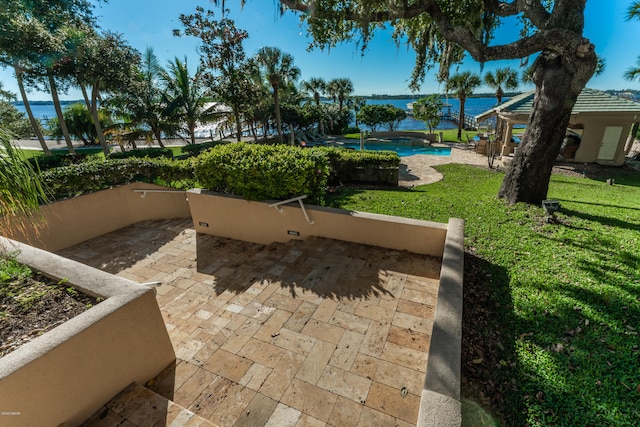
<box><xmin>61</xmin><ymin>219</ymin><xmax>443</xmax><ymax>427</ymax></box>
<box><xmin>280</xmin><ymin>378</ymin><xmax>338</xmax><ymax>422</ymax></box>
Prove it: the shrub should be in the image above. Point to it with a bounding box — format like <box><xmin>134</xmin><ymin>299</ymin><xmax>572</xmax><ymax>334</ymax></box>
<box><xmin>28</xmin><ymin>153</ymin><xmax>89</xmax><ymax>172</ymax></box>
<box><xmin>180</xmin><ymin>141</ymin><xmax>222</xmax><ymax>157</ymax></box>
<box><xmin>342</xmin><ymin>126</ymin><xmax>361</xmax><ymax>135</ymax></box>
<box><xmin>41</xmin><ymin>157</ymin><xmax>195</xmax><ymax>200</ymax></box>
<box><xmin>108</xmin><ymin>147</ymin><xmax>173</xmax><ymax>160</ymax></box>
<box><xmin>193</xmin><ymin>142</ymin><xmax>329</xmax><ymax>204</ymax></box>
<box><xmin>312</xmin><ymin>147</ymin><xmax>400</xmax><ymax>185</ymax></box>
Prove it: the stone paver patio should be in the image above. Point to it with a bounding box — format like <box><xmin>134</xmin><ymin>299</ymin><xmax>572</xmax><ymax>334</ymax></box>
<box><xmin>60</xmin><ymin>218</ymin><xmax>442</xmax><ymax>426</ymax></box>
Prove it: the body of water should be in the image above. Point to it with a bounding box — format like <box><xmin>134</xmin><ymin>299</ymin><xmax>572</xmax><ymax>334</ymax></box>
<box><xmin>14</xmin><ymin>96</ymin><xmax>502</xmax><ymax>132</ymax></box>
<box><xmin>12</xmin><ymin>101</ymin><xmax>82</xmax><ymax>124</ymax></box>
<box><xmin>362</xmin><ymin>96</ymin><xmax>501</xmax><ymax>131</ymax></box>
<box><xmin>342</xmin><ymin>141</ymin><xmax>452</xmax><ymax>157</ymax></box>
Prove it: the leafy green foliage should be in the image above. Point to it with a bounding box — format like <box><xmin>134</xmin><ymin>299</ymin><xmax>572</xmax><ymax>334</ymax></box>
<box><xmin>253</xmin><ymin>46</ymin><xmax>301</xmax><ymax>144</ymax></box>
<box><xmin>0</xmin><ymin>101</ymin><xmax>34</xmax><ymax>138</ymax></box>
<box><xmin>484</xmin><ymin>67</ymin><xmax>519</xmax><ymax>104</ymax></box>
<box><xmin>193</xmin><ymin>142</ymin><xmax>328</xmax><ymax>204</ymax></box>
<box><xmin>0</xmin><ymin>255</ymin><xmax>32</xmax><ymax>283</ymax></box>
<box><xmin>0</xmin><ymin>127</ymin><xmax>47</xmax><ymax>234</ymax></box>
<box><xmin>326</xmin><ymin>164</ymin><xmax>640</xmax><ymax>426</ymax></box>
<box><xmin>356</xmin><ymin>104</ymin><xmax>407</xmax><ymax>131</ymax></box>
<box><xmin>161</xmin><ymin>57</ymin><xmax>213</xmax><ymax>145</ymax></box>
<box><xmin>46</xmin><ymin>103</ymin><xmax>109</xmax><ymax>145</ymax></box>
<box><xmin>177</xmin><ymin>7</ymin><xmax>252</xmax><ymax>143</ymax></box>
<box><xmin>412</xmin><ymin>95</ymin><xmax>443</xmax><ymax>133</ymax></box>
<box><xmin>27</xmin><ymin>152</ymin><xmax>89</xmax><ymax>172</ymax></box>
<box><xmin>41</xmin><ymin>157</ymin><xmax>195</xmax><ymax>200</ymax></box>
<box><xmin>180</xmin><ymin>141</ymin><xmax>223</xmax><ymax>157</ymax></box>
<box><xmin>108</xmin><ymin>147</ymin><xmax>173</xmax><ymax>160</ymax></box>
<box><xmin>314</xmin><ymin>146</ymin><xmax>400</xmax><ymax>186</ymax></box>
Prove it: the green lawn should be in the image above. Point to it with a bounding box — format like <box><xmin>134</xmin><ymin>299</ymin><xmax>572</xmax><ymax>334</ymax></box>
<box><xmin>326</xmin><ymin>164</ymin><xmax>640</xmax><ymax>426</ymax></box>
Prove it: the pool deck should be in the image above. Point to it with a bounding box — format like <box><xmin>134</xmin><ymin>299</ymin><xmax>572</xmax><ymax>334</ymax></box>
<box><xmin>399</xmin><ymin>143</ymin><xmax>486</xmax><ymax>187</ymax></box>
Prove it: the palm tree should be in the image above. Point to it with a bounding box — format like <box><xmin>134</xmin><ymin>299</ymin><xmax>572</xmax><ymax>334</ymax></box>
<box><xmin>302</xmin><ymin>77</ymin><xmax>326</xmax><ymax>106</ymax></box>
<box><xmin>325</xmin><ymin>79</ymin><xmax>339</xmax><ymax>104</ymax></box>
<box><xmin>446</xmin><ymin>71</ymin><xmax>482</xmax><ymax>141</ymax></box>
<box><xmin>328</xmin><ymin>78</ymin><xmax>353</xmax><ymax>111</ymax></box>
<box><xmin>162</xmin><ymin>57</ymin><xmax>212</xmax><ymax>145</ymax></box>
<box><xmin>625</xmin><ymin>2</ymin><xmax>640</xmax><ymax>81</ymax></box>
<box><xmin>253</xmin><ymin>46</ymin><xmax>300</xmax><ymax>144</ymax></box>
<box><xmin>107</xmin><ymin>48</ymin><xmax>172</xmax><ymax>147</ymax></box>
<box><xmin>302</xmin><ymin>77</ymin><xmax>327</xmax><ymax>134</ymax></box>
<box><xmin>484</xmin><ymin>67</ymin><xmax>519</xmax><ymax>105</ymax></box>
<box><xmin>348</xmin><ymin>96</ymin><xmax>367</xmax><ymax>127</ymax></box>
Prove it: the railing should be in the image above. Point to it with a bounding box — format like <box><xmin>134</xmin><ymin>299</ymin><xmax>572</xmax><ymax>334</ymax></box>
<box><xmin>268</xmin><ymin>195</ymin><xmax>314</xmax><ymax>225</ymax></box>
<box><xmin>133</xmin><ymin>189</ymin><xmax>187</xmax><ymax>198</ymax></box>
<box><xmin>450</xmin><ymin>109</ymin><xmax>479</xmax><ymax>130</ymax></box>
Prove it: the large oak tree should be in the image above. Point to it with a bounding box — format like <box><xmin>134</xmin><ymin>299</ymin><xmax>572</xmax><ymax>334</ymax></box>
<box><xmin>280</xmin><ymin>0</ymin><xmax>598</xmax><ymax>205</ymax></box>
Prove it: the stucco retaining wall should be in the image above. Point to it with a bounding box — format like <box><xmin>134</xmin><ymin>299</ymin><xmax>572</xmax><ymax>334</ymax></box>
<box><xmin>187</xmin><ymin>189</ymin><xmax>448</xmax><ymax>257</ymax></box>
<box><xmin>0</xmin><ymin>238</ymin><xmax>175</xmax><ymax>427</ymax></box>
<box><xmin>1</xmin><ymin>182</ymin><xmax>190</xmax><ymax>252</ymax></box>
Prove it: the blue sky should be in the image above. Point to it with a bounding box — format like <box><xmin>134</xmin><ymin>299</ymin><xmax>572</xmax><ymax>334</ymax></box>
<box><xmin>1</xmin><ymin>0</ymin><xmax>638</xmax><ymax>101</ymax></box>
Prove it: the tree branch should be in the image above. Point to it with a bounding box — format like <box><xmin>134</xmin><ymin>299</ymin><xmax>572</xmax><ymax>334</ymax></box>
<box><xmin>484</xmin><ymin>0</ymin><xmax>550</xmax><ymax>28</ymax></box>
<box><xmin>281</xmin><ymin>0</ymin><xmax>573</xmax><ymax>62</ymax></box>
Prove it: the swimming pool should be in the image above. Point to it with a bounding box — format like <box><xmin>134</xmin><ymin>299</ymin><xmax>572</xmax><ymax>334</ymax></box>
<box><xmin>342</xmin><ymin>141</ymin><xmax>451</xmax><ymax>157</ymax></box>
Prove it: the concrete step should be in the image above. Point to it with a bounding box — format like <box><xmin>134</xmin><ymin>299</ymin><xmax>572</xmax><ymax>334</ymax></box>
<box><xmin>81</xmin><ymin>382</ymin><xmax>218</xmax><ymax>427</ymax></box>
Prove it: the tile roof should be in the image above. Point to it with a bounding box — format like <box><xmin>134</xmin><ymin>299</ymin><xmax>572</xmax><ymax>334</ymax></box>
<box><xmin>476</xmin><ymin>88</ymin><xmax>640</xmax><ymax>121</ymax></box>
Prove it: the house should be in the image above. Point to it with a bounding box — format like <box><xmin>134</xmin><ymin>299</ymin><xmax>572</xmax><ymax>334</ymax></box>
<box><xmin>476</xmin><ymin>88</ymin><xmax>640</xmax><ymax>166</ymax></box>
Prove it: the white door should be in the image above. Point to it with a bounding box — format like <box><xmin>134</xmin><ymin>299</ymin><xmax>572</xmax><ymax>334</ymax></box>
<box><xmin>597</xmin><ymin>126</ymin><xmax>623</xmax><ymax>161</ymax></box>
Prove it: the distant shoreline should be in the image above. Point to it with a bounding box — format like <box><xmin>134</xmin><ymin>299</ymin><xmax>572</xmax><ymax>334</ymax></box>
<box><xmin>12</xmin><ymin>89</ymin><xmax>640</xmax><ymax>105</ymax></box>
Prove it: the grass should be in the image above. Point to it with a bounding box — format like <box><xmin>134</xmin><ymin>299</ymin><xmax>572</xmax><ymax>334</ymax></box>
<box><xmin>326</xmin><ymin>164</ymin><xmax>640</xmax><ymax>426</ymax></box>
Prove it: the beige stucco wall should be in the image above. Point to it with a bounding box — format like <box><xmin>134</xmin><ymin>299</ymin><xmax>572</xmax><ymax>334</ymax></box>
<box><xmin>574</xmin><ymin>113</ymin><xmax>636</xmax><ymax>165</ymax></box>
<box><xmin>187</xmin><ymin>189</ymin><xmax>448</xmax><ymax>257</ymax></box>
<box><xmin>0</xmin><ymin>238</ymin><xmax>175</xmax><ymax>427</ymax></box>
<box><xmin>1</xmin><ymin>182</ymin><xmax>191</xmax><ymax>252</ymax></box>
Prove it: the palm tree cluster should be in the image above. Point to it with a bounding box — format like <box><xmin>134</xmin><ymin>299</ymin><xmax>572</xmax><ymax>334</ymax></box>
<box><xmin>1</xmin><ymin>2</ymin><xmax>361</xmax><ymax>152</ymax></box>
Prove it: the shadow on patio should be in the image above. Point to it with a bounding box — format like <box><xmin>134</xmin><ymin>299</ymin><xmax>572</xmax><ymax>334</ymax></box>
<box><xmin>61</xmin><ymin>218</ymin><xmax>443</xmax><ymax>426</ymax></box>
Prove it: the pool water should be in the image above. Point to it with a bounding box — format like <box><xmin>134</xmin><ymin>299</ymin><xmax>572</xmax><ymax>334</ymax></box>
<box><xmin>342</xmin><ymin>142</ymin><xmax>451</xmax><ymax>157</ymax></box>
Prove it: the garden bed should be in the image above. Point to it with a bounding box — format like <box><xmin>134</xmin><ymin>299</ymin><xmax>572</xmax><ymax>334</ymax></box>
<box><xmin>0</xmin><ymin>259</ymin><xmax>99</xmax><ymax>357</ymax></box>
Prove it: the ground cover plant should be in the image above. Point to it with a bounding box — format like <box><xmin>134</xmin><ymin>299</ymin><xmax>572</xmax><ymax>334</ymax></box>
<box><xmin>326</xmin><ymin>164</ymin><xmax>640</xmax><ymax>426</ymax></box>
<box><xmin>0</xmin><ymin>254</ymin><xmax>99</xmax><ymax>357</ymax></box>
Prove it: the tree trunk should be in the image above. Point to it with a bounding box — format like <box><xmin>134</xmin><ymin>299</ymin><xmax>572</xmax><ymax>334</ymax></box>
<box><xmin>48</xmin><ymin>72</ymin><xmax>75</xmax><ymax>155</ymax></box>
<box><xmin>457</xmin><ymin>95</ymin><xmax>466</xmax><ymax>141</ymax></box>
<box><xmin>14</xmin><ymin>66</ymin><xmax>50</xmax><ymax>155</ymax></box>
<box><xmin>80</xmin><ymin>84</ymin><xmax>91</xmax><ymax>108</ymax></box>
<box><xmin>273</xmin><ymin>87</ymin><xmax>284</xmax><ymax>144</ymax></box>
<box><xmin>499</xmin><ymin>49</ymin><xmax>596</xmax><ymax>205</ymax></box>
<box><xmin>88</xmin><ymin>85</ymin><xmax>109</xmax><ymax>156</ymax></box>
<box><xmin>496</xmin><ymin>87</ymin><xmax>504</xmax><ymax>105</ymax></box>
<box><xmin>153</xmin><ymin>128</ymin><xmax>165</xmax><ymax>148</ymax></box>
<box><xmin>189</xmin><ymin>122</ymin><xmax>196</xmax><ymax>145</ymax></box>
<box><xmin>233</xmin><ymin>104</ymin><xmax>242</xmax><ymax>142</ymax></box>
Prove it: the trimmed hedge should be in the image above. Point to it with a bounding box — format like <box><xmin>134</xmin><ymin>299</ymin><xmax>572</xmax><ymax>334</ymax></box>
<box><xmin>193</xmin><ymin>142</ymin><xmax>329</xmax><ymax>204</ymax></box>
<box><xmin>108</xmin><ymin>147</ymin><xmax>173</xmax><ymax>160</ymax></box>
<box><xmin>312</xmin><ymin>147</ymin><xmax>400</xmax><ymax>185</ymax></box>
<box><xmin>28</xmin><ymin>153</ymin><xmax>89</xmax><ymax>172</ymax></box>
<box><xmin>41</xmin><ymin>158</ymin><xmax>195</xmax><ymax>200</ymax></box>
<box><xmin>180</xmin><ymin>141</ymin><xmax>222</xmax><ymax>157</ymax></box>
<box><xmin>37</xmin><ymin>143</ymin><xmax>400</xmax><ymax>203</ymax></box>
